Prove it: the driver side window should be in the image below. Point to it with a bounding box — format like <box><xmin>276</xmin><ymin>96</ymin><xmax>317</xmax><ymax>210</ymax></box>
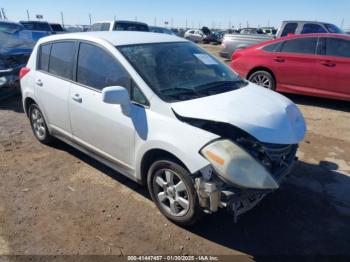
<box><xmin>76</xmin><ymin>42</ymin><xmax>148</xmax><ymax>105</ymax></box>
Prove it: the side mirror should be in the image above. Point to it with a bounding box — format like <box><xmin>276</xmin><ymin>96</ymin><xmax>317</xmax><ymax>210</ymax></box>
<box><xmin>102</xmin><ymin>86</ymin><xmax>130</xmax><ymax>105</ymax></box>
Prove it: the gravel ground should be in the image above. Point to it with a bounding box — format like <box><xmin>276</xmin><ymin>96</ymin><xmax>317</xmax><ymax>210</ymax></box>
<box><xmin>0</xmin><ymin>44</ymin><xmax>350</xmax><ymax>258</ymax></box>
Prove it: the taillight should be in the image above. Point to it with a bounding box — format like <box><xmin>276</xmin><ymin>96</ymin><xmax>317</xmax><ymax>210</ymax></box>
<box><xmin>19</xmin><ymin>67</ymin><xmax>30</xmax><ymax>80</ymax></box>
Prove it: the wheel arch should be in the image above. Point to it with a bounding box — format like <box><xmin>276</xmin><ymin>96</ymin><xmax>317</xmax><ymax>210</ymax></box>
<box><xmin>24</xmin><ymin>97</ymin><xmax>37</xmax><ymax>116</ymax></box>
<box><xmin>140</xmin><ymin>148</ymin><xmax>191</xmax><ymax>186</ymax></box>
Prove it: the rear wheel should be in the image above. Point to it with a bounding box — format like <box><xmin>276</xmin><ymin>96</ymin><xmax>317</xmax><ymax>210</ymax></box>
<box><xmin>147</xmin><ymin>159</ymin><xmax>201</xmax><ymax>226</ymax></box>
<box><xmin>248</xmin><ymin>70</ymin><xmax>276</xmax><ymax>90</ymax></box>
<box><xmin>29</xmin><ymin>104</ymin><xmax>53</xmax><ymax>144</ymax></box>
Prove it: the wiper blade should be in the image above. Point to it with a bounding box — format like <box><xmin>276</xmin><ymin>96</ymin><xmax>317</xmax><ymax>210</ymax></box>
<box><xmin>161</xmin><ymin>87</ymin><xmax>198</xmax><ymax>95</ymax></box>
<box><xmin>196</xmin><ymin>80</ymin><xmax>247</xmax><ymax>91</ymax></box>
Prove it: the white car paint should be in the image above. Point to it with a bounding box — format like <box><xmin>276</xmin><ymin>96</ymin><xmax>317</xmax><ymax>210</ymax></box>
<box><xmin>21</xmin><ymin>31</ymin><xmax>306</xmax><ymax>186</ymax></box>
<box><xmin>171</xmin><ymin>84</ymin><xmax>306</xmax><ymax>145</ymax></box>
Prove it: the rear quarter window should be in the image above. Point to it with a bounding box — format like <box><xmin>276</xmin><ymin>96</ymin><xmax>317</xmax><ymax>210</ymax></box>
<box><xmin>38</xmin><ymin>43</ymin><xmax>52</xmax><ymax>71</ymax></box>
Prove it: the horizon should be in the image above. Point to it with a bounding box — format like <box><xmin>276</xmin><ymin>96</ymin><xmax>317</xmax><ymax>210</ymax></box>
<box><xmin>0</xmin><ymin>0</ymin><xmax>349</xmax><ymax>30</ymax></box>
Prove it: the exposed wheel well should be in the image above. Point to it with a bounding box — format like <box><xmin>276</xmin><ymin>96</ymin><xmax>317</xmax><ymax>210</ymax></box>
<box><xmin>24</xmin><ymin>97</ymin><xmax>36</xmax><ymax>117</ymax></box>
<box><xmin>140</xmin><ymin>149</ymin><xmax>189</xmax><ymax>185</ymax></box>
<box><xmin>247</xmin><ymin>67</ymin><xmax>276</xmax><ymax>83</ymax></box>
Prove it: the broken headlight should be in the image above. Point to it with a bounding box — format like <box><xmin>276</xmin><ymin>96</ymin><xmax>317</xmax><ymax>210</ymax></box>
<box><xmin>200</xmin><ymin>139</ymin><xmax>279</xmax><ymax>190</ymax></box>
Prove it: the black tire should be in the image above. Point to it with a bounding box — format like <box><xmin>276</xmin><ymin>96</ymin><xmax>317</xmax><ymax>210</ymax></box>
<box><xmin>147</xmin><ymin>159</ymin><xmax>202</xmax><ymax>226</ymax></box>
<box><xmin>29</xmin><ymin>103</ymin><xmax>53</xmax><ymax>144</ymax></box>
<box><xmin>248</xmin><ymin>70</ymin><xmax>276</xmax><ymax>91</ymax></box>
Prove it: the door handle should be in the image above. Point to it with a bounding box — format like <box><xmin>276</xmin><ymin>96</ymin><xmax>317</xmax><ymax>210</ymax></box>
<box><xmin>35</xmin><ymin>79</ymin><xmax>43</xmax><ymax>86</ymax></box>
<box><xmin>321</xmin><ymin>61</ymin><xmax>336</xmax><ymax>67</ymax></box>
<box><xmin>274</xmin><ymin>57</ymin><xmax>285</xmax><ymax>63</ymax></box>
<box><xmin>72</xmin><ymin>93</ymin><xmax>82</xmax><ymax>103</ymax></box>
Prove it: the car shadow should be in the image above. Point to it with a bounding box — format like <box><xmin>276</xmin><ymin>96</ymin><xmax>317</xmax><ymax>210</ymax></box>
<box><xmin>49</xmin><ymin>140</ymin><xmax>150</xmax><ymax>198</ymax></box>
<box><xmin>49</xmin><ymin>140</ymin><xmax>350</xmax><ymax>256</ymax></box>
<box><xmin>285</xmin><ymin>93</ymin><xmax>350</xmax><ymax>113</ymax></box>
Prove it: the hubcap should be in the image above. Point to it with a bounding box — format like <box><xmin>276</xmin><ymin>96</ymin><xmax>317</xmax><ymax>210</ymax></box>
<box><xmin>153</xmin><ymin>169</ymin><xmax>190</xmax><ymax>217</ymax></box>
<box><xmin>250</xmin><ymin>74</ymin><xmax>273</xmax><ymax>89</ymax></box>
<box><xmin>31</xmin><ymin>108</ymin><xmax>46</xmax><ymax>140</ymax></box>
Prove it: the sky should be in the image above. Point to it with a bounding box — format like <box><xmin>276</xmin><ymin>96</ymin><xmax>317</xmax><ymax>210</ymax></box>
<box><xmin>1</xmin><ymin>0</ymin><xmax>349</xmax><ymax>29</ymax></box>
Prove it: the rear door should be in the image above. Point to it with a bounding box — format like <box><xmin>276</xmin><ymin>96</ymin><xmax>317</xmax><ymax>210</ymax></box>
<box><xmin>272</xmin><ymin>37</ymin><xmax>319</xmax><ymax>92</ymax></box>
<box><xmin>35</xmin><ymin>41</ymin><xmax>76</xmax><ymax>135</ymax></box>
<box><xmin>315</xmin><ymin>37</ymin><xmax>350</xmax><ymax>97</ymax></box>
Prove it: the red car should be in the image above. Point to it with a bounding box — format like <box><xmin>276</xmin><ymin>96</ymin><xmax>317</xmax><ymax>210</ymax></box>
<box><xmin>230</xmin><ymin>33</ymin><xmax>350</xmax><ymax>101</ymax></box>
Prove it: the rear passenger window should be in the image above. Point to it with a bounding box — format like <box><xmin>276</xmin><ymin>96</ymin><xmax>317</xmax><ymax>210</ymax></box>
<box><xmin>301</xmin><ymin>24</ymin><xmax>327</xmax><ymax>34</ymax></box>
<box><xmin>48</xmin><ymin>42</ymin><xmax>75</xmax><ymax>80</ymax></box>
<box><xmin>325</xmin><ymin>38</ymin><xmax>350</xmax><ymax>58</ymax></box>
<box><xmin>280</xmin><ymin>38</ymin><xmax>317</xmax><ymax>55</ymax></box>
<box><xmin>38</xmin><ymin>44</ymin><xmax>51</xmax><ymax>71</ymax></box>
<box><xmin>281</xmin><ymin>23</ymin><xmax>298</xmax><ymax>37</ymax></box>
<box><xmin>77</xmin><ymin>43</ymin><xmax>130</xmax><ymax>90</ymax></box>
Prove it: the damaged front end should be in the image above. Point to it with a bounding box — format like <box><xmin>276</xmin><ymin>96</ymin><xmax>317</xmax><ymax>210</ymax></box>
<box><xmin>179</xmin><ymin>115</ymin><xmax>298</xmax><ymax>222</ymax></box>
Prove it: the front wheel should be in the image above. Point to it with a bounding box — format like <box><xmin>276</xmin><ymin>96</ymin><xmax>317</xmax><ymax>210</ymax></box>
<box><xmin>147</xmin><ymin>159</ymin><xmax>201</xmax><ymax>226</ymax></box>
<box><xmin>248</xmin><ymin>70</ymin><xmax>276</xmax><ymax>90</ymax></box>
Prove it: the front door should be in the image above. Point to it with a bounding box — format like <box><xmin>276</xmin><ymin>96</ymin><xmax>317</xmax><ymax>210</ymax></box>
<box><xmin>69</xmin><ymin>42</ymin><xmax>136</xmax><ymax>170</ymax></box>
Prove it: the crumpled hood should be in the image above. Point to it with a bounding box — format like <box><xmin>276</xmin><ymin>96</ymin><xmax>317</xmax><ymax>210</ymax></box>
<box><xmin>171</xmin><ymin>84</ymin><xmax>306</xmax><ymax>144</ymax></box>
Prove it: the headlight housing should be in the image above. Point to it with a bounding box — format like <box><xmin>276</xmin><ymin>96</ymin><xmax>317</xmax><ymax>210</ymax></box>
<box><xmin>200</xmin><ymin>139</ymin><xmax>279</xmax><ymax>190</ymax></box>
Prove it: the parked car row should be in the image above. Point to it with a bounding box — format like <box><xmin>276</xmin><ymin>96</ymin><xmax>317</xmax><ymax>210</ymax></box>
<box><xmin>0</xmin><ymin>18</ymin><xmax>179</xmax><ymax>98</ymax></box>
<box><xmin>0</xmin><ymin>21</ymin><xmax>42</xmax><ymax>99</ymax></box>
<box><xmin>230</xmin><ymin>33</ymin><xmax>350</xmax><ymax>101</ymax></box>
<box><xmin>220</xmin><ymin>20</ymin><xmax>345</xmax><ymax>59</ymax></box>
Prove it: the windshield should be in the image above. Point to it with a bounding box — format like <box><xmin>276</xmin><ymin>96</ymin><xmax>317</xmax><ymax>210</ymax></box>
<box><xmin>0</xmin><ymin>22</ymin><xmax>23</xmax><ymax>34</ymax></box>
<box><xmin>325</xmin><ymin>24</ymin><xmax>344</xmax><ymax>34</ymax></box>
<box><xmin>21</xmin><ymin>22</ymin><xmax>51</xmax><ymax>32</ymax></box>
<box><xmin>114</xmin><ymin>22</ymin><xmax>149</xmax><ymax>32</ymax></box>
<box><xmin>118</xmin><ymin>42</ymin><xmax>246</xmax><ymax>102</ymax></box>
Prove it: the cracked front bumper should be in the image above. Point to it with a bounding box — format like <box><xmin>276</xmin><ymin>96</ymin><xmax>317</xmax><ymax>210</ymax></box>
<box><xmin>195</xmin><ymin>156</ymin><xmax>297</xmax><ymax>222</ymax></box>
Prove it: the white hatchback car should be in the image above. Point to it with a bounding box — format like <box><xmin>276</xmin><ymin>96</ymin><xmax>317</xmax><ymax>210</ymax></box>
<box><xmin>20</xmin><ymin>32</ymin><xmax>306</xmax><ymax>226</ymax></box>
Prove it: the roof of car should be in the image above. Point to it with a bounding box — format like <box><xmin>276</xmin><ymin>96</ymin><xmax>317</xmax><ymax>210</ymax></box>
<box><xmin>20</xmin><ymin>20</ymin><xmax>50</xmax><ymax>24</ymax></box>
<box><xmin>281</xmin><ymin>21</ymin><xmax>330</xmax><ymax>24</ymax></box>
<box><xmin>0</xmin><ymin>20</ymin><xmax>23</xmax><ymax>25</ymax></box>
<box><xmin>279</xmin><ymin>33</ymin><xmax>350</xmax><ymax>40</ymax></box>
<box><xmin>93</xmin><ymin>20</ymin><xmax>148</xmax><ymax>25</ymax></box>
<box><xmin>39</xmin><ymin>31</ymin><xmax>187</xmax><ymax>46</ymax></box>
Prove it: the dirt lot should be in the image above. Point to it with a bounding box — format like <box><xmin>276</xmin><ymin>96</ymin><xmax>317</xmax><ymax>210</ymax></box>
<box><xmin>0</xmin><ymin>44</ymin><xmax>350</xmax><ymax>258</ymax></box>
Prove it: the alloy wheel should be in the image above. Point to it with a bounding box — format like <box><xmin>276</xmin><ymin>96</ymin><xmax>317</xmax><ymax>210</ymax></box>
<box><xmin>250</xmin><ymin>73</ymin><xmax>273</xmax><ymax>89</ymax></box>
<box><xmin>153</xmin><ymin>169</ymin><xmax>190</xmax><ymax>217</ymax></box>
<box><xmin>30</xmin><ymin>107</ymin><xmax>46</xmax><ymax>140</ymax></box>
